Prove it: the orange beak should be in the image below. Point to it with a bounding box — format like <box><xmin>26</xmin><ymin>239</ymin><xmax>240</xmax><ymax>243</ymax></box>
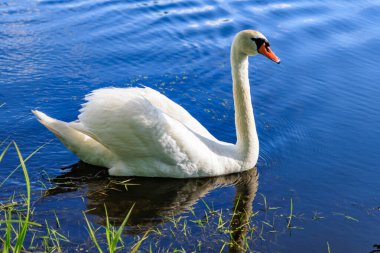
<box><xmin>258</xmin><ymin>43</ymin><xmax>281</xmax><ymax>64</ymax></box>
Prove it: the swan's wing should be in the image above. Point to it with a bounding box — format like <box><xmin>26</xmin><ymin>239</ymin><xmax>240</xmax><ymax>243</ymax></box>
<box><xmin>75</xmin><ymin>87</ymin><xmax>217</xmax><ymax>143</ymax></box>
<box><xmin>134</xmin><ymin>87</ymin><xmax>217</xmax><ymax>141</ymax></box>
<box><xmin>75</xmin><ymin>88</ymin><xmax>210</xmax><ymax>165</ymax></box>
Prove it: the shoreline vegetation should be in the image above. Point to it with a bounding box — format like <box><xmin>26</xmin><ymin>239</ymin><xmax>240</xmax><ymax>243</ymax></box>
<box><xmin>0</xmin><ymin>141</ymin><xmax>342</xmax><ymax>252</ymax></box>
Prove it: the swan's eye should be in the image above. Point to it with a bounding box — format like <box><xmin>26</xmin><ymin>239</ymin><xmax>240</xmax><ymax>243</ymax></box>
<box><xmin>251</xmin><ymin>38</ymin><xmax>265</xmax><ymax>49</ymax></box>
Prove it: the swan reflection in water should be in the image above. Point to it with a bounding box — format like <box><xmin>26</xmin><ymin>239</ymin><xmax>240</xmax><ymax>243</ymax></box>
<box><xmin>46</xmin><ymin>162</ymin><xmax>259</xmax><ymax>252</ymax></box>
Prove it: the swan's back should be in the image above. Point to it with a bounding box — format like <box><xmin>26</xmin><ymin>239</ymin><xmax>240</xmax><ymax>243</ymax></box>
<box><xmin>80</xmin><ymin>87</ymin><xmax>216</xmax><ymax>141</ymax></box>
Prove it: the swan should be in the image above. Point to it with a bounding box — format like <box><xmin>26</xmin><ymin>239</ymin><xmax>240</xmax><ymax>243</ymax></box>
<box><xmin>32</xmin><ymin>30</ymin><xmax>280</xmax><ymax>178</ymax></box>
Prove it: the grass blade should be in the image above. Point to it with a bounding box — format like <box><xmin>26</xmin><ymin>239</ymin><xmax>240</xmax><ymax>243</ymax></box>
<box><xmin>131</xmin><ymin>230</ymin><xmax>150</xmax><ymax>253</ymax></box>
<box><xmin>3</xmin><ymin>210</ymin><xmax>12</xmax><ymax>253</ymax></box>
<box><xmin>83</xmin><ymin>212</ymin><xmax>103</xmax><ymax>253</ymax></box>
<box><xmin>110</xmin><ymin>204</ymin><xmax>135</xmax><ymax>251</ymax></box>
<box><xmin>13</xmin><ymin>142</ymin><xmax>31</xmax><ymax>253</ymax></box>
<box><xmin>0</xmin><ymin>141</ymin><xmax>50</xmax><ymax>187</ymax></box>
<box><xmin>104</xmin><ymin>204</ymin><xmax>111</xmax><ymax>252</ymax></box>
<box><xmin>0</xmin><ymin>142</ymin><xmax>11</xmax><ymax>163</ymax></box>
<box><xmin>287</xmin><ymin>198</ymin><xmax>293</xmax><ymax>229</ymax></box>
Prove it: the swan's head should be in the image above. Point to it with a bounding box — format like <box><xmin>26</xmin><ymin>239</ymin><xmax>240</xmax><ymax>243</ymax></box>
<box><xmin>233</xmin><ymin>30</ymin><xmax>280</xmax><ymax>64</ymax></box>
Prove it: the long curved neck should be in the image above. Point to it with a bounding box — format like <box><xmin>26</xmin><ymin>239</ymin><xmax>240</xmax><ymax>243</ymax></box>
<box><xmin>231</xmin><ymin>44</ymin><xmax>258</xmax><ymax>162</ymax></box>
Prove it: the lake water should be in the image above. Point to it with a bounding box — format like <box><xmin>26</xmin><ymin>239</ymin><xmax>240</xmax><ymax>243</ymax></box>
<box><xmin>1</xmin><ymin>0</ymin><xmax>380</xmax><ymax>252</ymax></box>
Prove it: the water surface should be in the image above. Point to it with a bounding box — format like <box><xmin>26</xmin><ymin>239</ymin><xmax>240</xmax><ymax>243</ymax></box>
<box><xmin>1</xmin><ymin>0</ymin><xmax>380</xmax><ymax>252</ymax></box>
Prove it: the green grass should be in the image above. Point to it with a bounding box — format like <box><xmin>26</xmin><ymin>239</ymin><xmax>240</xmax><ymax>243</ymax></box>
<box><xmin>83</xmin><ymin>203</ymin><xmax>141</xmax><ymax>253</ymax></box>
<box><xmin>0</xmin><ymin>140</ymin><xmax>146</xmax><ymax>252</ymax></box>
<box><xmin>0</xmin><ymin>142</ymin><xmax>39</xmax><ymax>253</ymax></box>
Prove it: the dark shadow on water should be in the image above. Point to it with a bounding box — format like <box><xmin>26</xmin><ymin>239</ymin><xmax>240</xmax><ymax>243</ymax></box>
<box><xmin>45</xmin><ymin>161</ymin><xmax>258</xmax><ymax>252</ymax></box>
<box><xmin>370</xmin><ymin>244</ymin><xmax>380</xmax><ymax>253</ymax></box>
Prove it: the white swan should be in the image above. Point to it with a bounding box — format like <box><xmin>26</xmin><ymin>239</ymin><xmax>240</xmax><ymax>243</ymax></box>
<box><xmin>33</xmin><ymin>30</ymin><xmax>280</xmax><ymax>178</ymax></box>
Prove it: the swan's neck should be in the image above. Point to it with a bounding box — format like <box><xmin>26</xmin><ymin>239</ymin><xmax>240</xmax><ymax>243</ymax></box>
<box><xmin>231</xmin><ymin>45</ymin><xmax>259</xmax><ymax>162</ymax></box>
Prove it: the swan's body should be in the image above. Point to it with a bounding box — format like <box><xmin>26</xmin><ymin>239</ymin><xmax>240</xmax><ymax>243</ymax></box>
<box><xmin>33</xmin><ymin>30</ymin><xmax>280</xmax><ymax>178</ymax></box>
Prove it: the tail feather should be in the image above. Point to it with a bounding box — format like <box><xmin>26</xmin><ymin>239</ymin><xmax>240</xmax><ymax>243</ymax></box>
<box><xmin>32</xmin><ymin>110</ymin><xmax>115</xmax><ymax>168</ymax></box>
<box><xmin>32</xmin><ymin>110</ymin><xmax>55</xmax><ymax>125</ymax></box>
<box><xmin>32</xmin><ymin>110</ymin><xmax>63</xmax><ymax>137</ymax></box>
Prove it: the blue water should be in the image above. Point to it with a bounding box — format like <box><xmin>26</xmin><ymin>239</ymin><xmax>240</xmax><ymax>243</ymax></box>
<box><xmin>1</xmin><ymin>0</ymin><xmax>380</xmax><ymax>251</ymax></box>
